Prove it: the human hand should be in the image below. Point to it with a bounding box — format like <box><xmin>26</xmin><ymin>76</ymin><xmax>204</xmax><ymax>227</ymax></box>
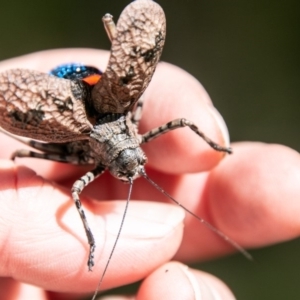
<box><xmin>0</xmin><ymin>49</ymin><xmax>300</xmax><ymax>300</ymax></box>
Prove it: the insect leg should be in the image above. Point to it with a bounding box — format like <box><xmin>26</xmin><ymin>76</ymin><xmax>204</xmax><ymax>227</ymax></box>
<box><xmin>131</xmin><ymin>95</ymin><xmax>145</xmax><ymax>126</ymax></box>
<box><xmin>141</xmin><ymin>118</ymin><xmax>232</xmax><ymax>153</ymax></box>
<box><xmin>71</xmin><ymin>165</ymin><xmax>106</xmax><ymax>271</ymax></box>
<box><xmin>11</xmin><ymin>148</ymin><xmax>95</xmax><ymax>165</ymax></box>
<box><xmin>2</xmin><ymin>133</ymin><xmax>95</xmax><ymax>165</ymax></box>
<box><xmin>102</xmin><ymin>13</ymin><xmax>117</xmax><ymax>42</ymax></box>
<box><xmin>14</xmin><ymin>140</ymin><xmax>71</xmax><ymax>155</ymax></box>
<box><xmin>1</xmin><ymin>128</ymin><xmax>79</xmax><ymax>155</ymax></box>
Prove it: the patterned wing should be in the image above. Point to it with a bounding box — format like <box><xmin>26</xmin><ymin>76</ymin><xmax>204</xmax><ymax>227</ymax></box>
<box><xmin>0</xmin><ymin>69</ymin><xmax>93</xmax><ymax>142</ymax></box>
<box><xmin>91</xmin><ymin>0</ymin><xmax>166</xmax><ymax>114</ymax></box>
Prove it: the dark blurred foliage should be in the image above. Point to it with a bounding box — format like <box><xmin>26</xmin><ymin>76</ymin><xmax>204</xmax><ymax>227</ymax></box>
<box><xmin>1</xmin><ymin>0</ymin><xmax>300</xmax><ymax>299</ymax></box>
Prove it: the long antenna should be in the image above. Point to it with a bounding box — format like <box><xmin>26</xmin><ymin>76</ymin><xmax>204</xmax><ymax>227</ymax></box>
<box><xmin>139</xmin><ymin>168</ymin><xmax>253</xmax><ymax>261</ymax></box>
<box><xmin>91</xmin><ymin>177</ymin><xmax>134</xmax><ymax>300</ymax></box>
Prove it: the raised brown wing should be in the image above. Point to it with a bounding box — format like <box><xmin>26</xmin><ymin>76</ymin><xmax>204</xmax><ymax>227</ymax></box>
<box><xmin>0</xmin><ymin>69</ymin><xmax>93</xmax><ymax>142</ymax></box>
<box><xmin>92</xmin><ymin>0</ymin><xmax>166</xmax><ymax>114</ymax></box>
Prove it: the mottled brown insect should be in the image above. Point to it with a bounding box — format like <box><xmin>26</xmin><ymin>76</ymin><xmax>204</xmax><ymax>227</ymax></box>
<box><xmin>0</xmin><ymin>0</ymin><xmax>247</xmax><ymax>297</ymax></box>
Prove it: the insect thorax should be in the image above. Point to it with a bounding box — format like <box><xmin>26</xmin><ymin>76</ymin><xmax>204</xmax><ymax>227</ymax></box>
<box><xmin>89</xmin><ymin>113</ymin><xmax>146</xmax><ymax>181</ymax></box>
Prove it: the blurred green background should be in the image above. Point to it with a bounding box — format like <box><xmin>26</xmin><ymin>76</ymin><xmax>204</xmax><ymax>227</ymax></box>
<box><xmin>0</xmin><ymin>0</ymin><xmax>299</xmax><ymax>299</ymax></box>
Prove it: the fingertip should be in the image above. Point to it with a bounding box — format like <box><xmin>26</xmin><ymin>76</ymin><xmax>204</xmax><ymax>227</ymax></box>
<box><xmin>208</xmin><ymin>142</ymin><xmax>300</xmax><ymax>247</ymax></box>
<box><xmin>191</xmin><ymin>269</ymin><xmax>236</xmax><ymax>300</ymax></box>
<box><xmin>206</xmin><ymin>105</ymin><xmax>231</xmax><ymax>149</ymax></box>
<box><xmin>137</xmin><ymin>262</ymin><xmax>195</xmax><ymax>300</ymax></box>
<box><xmin>137</xmin><ymin>262</ymin><xmax>235</xmax><ymax>300</ymax></box>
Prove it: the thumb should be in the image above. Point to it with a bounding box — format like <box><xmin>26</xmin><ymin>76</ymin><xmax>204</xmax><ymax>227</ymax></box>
<box><xmin>0</xmin><ymin>160</ymin><xmax>185</xmax><ymax>293</ymax></box>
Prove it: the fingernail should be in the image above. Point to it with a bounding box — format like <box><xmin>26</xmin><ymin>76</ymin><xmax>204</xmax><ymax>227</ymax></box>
<box><xmin>206</xmin><ymin>105</ymin><xmax>230</xmax><ymax>148</ymax></box>
<box><xmin>180</xmin><ymin>265</ymin><xmax>226</xmax><ymax>300</ymax></box>
<box><xmin>104</xmin><ymin>201</ymin><xmax>185</xmax><ymax>239</ymax></box>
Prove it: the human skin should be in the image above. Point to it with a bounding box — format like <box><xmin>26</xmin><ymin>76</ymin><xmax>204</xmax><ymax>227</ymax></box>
<box><xmin>0</xmin><ymin>49</ymin><xmax>300</xmax><ymax>300</ymax></box>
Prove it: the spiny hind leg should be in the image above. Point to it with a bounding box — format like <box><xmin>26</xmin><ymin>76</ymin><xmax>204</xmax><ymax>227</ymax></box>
<box><xmin>1</xmin><ymin>128</ymin><xmax>77</xmax><ymax>155</ymax></box>
<box><xmin>141</xmin><ymin>118</ymin><xmax>232</xmax><ymax>154</ymax></box>
<box><xmin>1</xmin><ymin>129</ymin><xmax>95</xmax><ymax>165</ymax></box>
<box><xmin>71</xmin><ymin>165</ymin><xmax>105</xmax><ymax>271</ymax></box>
<box><xmin>11</xmin><ymin>148</ymin><xmax>95</xmax><ymax>165</ymax></box>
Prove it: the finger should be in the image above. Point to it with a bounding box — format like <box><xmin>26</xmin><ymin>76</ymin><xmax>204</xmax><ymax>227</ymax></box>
<box><xmin>0</xmin><ymin>49</ymin><xmax>229</xmax><ymax>178</ymax></box>
<box><xmin>208</xmin><ymin>142</ymin><xmax>300</xmax><ymax>246</ymax></box>
<box><xmin>0</xmin><ymin>160</ymin><xmax>184</xmax><ymax>293</ymax></box>
<box><xmin>92</xmin><ymin>262</ymin><xmax>235</xmax><ymax>300</ymax></box>
<box><xmin>175</xmin><ymin>142</ymin><xmax>300</xmax><ymax>261</ymax></box>
<box><xmin>136</xmin><ymin>262</ymin><xmax>235</xmax><ymax>300</ymax></box>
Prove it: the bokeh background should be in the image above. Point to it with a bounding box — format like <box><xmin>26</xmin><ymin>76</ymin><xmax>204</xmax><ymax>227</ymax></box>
<box><xmin>0</xmin><ymin>0</ymin><xmax>299</xmax><ymax>299</ymax></box>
